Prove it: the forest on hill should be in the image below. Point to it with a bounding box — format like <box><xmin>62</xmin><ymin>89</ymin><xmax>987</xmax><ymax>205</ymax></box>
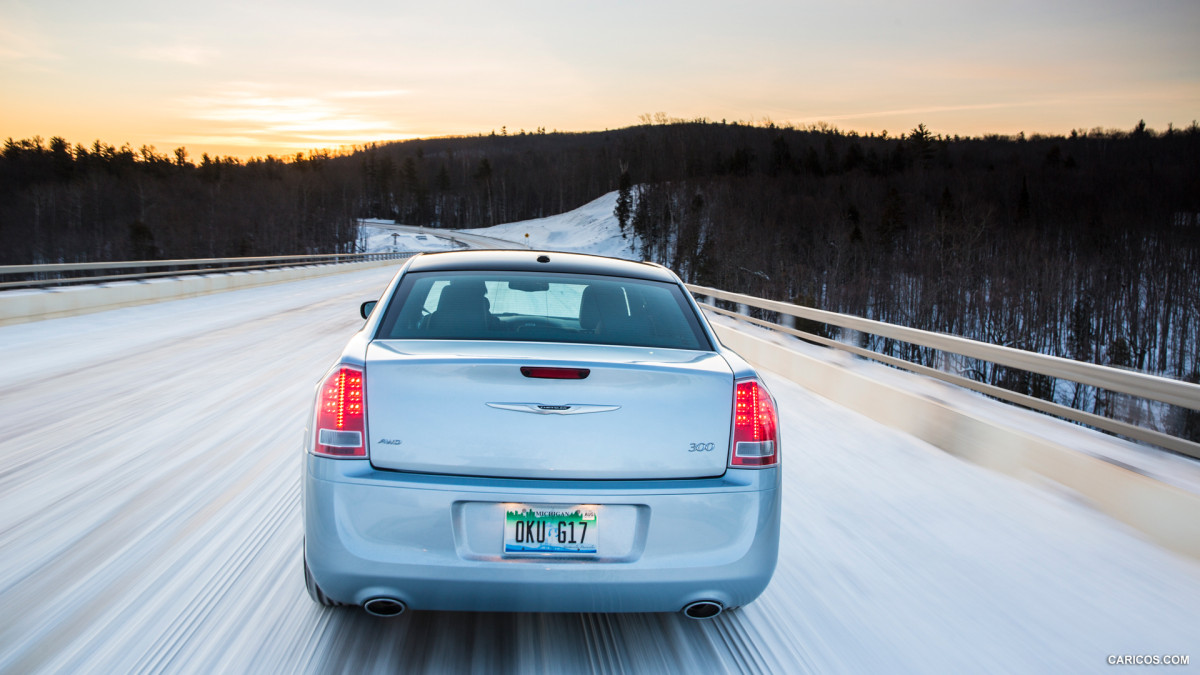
<box><xmin>2</xmin><ymin>120</ymin><xmax>1198</xmax><ymax>437</ymax></box>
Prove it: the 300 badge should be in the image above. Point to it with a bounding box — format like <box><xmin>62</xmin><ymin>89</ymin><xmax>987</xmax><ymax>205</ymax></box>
<box><xmin>688</xmin><ymin>442</ymin><xmax>716</xmax><ymax>452</ymax></box>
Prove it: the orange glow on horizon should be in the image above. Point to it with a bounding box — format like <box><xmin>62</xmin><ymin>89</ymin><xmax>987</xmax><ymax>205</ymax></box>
<box><xmin>3</xmin><ymin>1</ymin><xmax>1195</xmax><ymax>161</ymax></box>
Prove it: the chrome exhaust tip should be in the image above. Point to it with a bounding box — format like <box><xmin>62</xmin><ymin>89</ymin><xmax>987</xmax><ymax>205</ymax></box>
<box><xmin>682</xmin><ymin>600</ymin><xmax>724</xmax><ymax>619</ymax></box>
<box><xmin>363</xmin><ymin>597</ymin><xmax>407</xmax><ymax>617</ymax></box>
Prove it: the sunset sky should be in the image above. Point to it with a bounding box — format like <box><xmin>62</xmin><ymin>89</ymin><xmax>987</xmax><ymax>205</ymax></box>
<box><xmin>3</xmin><ymin>0</ymin><xmax>1198</xmax><ymax>159</ymax></box>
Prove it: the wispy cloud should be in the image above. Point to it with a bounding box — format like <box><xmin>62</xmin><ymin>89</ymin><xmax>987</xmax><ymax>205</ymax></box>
<box><xmin>134</xmin><ymin>44</ymin><xmax>216</xmax><ymax>65</ymax></box>
<box><xmin>0</xmin><ymin>26</ymin><xmax>60</xmax><ymax>62</ymax></box>
<box><xmin>177</xmin><ymin>85</ymin><xmax>410</xmax><ymax>151</ymax></box>
<box><xmin>330</xmin><ymin>89</ymin><xmax>409</xmax><ymax>99</ymax></box>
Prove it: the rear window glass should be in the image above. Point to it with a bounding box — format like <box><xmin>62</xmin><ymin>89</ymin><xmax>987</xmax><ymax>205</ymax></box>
<box><xmin>375</xmin><ymin>271</ymin><xmax>711</xmax><ymax>351</ymax></box>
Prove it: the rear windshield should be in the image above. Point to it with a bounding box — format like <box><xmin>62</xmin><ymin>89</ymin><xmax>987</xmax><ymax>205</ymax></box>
<box><xmin>375</xmin><ymin>271</ymin><xmax>711</xmax><ymax>351</ymax></box>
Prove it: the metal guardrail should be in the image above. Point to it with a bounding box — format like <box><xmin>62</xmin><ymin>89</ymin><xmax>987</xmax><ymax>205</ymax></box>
<box><xmin>4</xmin><ymin>255</ymin><xmax>1195</xmax><ymax>457</ymax></box>
<box><xmin>688</xmin><ymin>284</ymin><xmax>1200</xmax><ymax>459</ymax></box>
<box><xmin>0</xmin><ymin>252</ymin><xmax>414</xmax><ymax>291</ymax></box>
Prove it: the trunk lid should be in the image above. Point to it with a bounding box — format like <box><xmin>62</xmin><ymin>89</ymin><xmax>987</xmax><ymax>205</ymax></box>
<box><xmin>364</xmin><ymin>340</ymin><xmax>733</xmax><ymax>479</ymax></box>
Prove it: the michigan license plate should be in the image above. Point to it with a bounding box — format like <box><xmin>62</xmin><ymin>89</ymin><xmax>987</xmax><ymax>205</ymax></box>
<box><xmin>504</xmin><ymin>505</ymin><xmax>597</xmax><ymax>555</ymax></box>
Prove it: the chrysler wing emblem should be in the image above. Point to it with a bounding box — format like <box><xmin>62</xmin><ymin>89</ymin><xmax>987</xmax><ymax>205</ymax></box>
<box><xmin>486</xmin><ymin>403</ymin><xmax>621</xmax><ymax>415</ymax></box>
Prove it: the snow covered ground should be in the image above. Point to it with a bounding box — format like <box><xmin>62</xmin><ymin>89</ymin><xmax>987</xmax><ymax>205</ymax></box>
<box><xmin>355</xmin><ymin>193</ymin><xmax>638</xmax><ymax>261</ymax></box>
<box><xmin>356</xmin><ymin>219</ymin><xmax>462</xmax><ymax>254</ymax></box>
<box><xmin>356</xmin><ymin>192</ymin><xmax>638</xmax><ymax>260</ymax></box>
<box><xmin>1</xmin><ymin>264</ymin><xmax>1198</xmax><ymax>673</ymax></box>
<box><xmin>461</xmin><ymin>192</ymin><xmax>638</xmax><ymax>259</ymax></box>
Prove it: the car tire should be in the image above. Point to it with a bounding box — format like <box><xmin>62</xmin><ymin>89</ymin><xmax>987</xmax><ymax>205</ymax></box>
<box><xmin>303</xmin><ymin>553</ymin><xmax>337</xmax><ymax>607</ymax></box>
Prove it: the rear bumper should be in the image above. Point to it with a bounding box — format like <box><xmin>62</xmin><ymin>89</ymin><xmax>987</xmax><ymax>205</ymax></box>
<box><xmin>303</xmin><ymin>457</ymin><xmax>781</xmax><ymax>613</ymax></box>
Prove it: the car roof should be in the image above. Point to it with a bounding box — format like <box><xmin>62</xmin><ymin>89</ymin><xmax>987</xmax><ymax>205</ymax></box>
<box><xmin>404</xmin><ymin>249</ymin><xmax>676</xmax><ymax>282</ymax></box>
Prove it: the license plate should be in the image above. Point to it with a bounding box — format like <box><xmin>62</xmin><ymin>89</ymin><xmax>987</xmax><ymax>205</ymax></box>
<box><xmin>504</xmin><ymin>505</ymin><xmax>597</xmax><ymax>555</ymax></box>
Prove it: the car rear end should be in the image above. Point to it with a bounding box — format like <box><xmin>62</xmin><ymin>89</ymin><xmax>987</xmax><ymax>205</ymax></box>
<box><xmin>303</xmin><ymin>251</ymin><xmax>780</xmax><ymax>617</ymax></box>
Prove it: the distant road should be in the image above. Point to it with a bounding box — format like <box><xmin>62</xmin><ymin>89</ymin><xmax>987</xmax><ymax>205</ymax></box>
<box><xmin>377</xmin><ymin>224</ymin><xmax>528</xmax><ymax>251</ymax></box>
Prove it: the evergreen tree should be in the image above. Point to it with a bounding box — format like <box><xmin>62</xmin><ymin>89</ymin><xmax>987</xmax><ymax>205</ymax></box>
<box><xmin>615</xmin><ymin>167</ymin><xmax>632</xmax><ymax>235</ymax></box>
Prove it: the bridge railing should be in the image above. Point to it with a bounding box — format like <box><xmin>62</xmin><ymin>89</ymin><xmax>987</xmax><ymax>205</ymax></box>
<box><xmin>0</xmin><ymin>252</ymin><xmax>414</xmax><ymax>291</ymax></box>
<box><xmin>4</xmin><ymin>254</ymin><xmax>1196</xmax><ymax>458</ymax></box>
<box><xmin>688</xmin><ymin>284</ymin><xmax>1200</xmax><ymax>459</ymax></box>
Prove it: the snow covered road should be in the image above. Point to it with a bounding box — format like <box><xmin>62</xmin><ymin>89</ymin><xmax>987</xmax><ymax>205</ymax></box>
<box><xmin>1</xmin><ymin>266</ymin><xmax>1197</xmax><ymax>674</ymax></box>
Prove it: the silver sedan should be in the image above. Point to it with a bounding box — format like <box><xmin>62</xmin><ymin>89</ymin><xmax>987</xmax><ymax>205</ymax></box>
<box><xmin>303</xmin><ymin>250</ymin><xmax>781</xmax><ymax>619</ymax></box>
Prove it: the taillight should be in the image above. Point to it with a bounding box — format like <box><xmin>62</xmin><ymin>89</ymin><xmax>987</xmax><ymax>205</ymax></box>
<box><xmin>313</xmin><ymin>365</ymin><xmax>366</xmax><ymax>458</ymax></box>
<box><xmin>730</xmin><ymin>379</ymin><xmax>779</xmax><ymax>467</ymax></box>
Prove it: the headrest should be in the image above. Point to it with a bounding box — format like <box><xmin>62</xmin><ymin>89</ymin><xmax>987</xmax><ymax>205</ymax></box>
<box><xmin>439</xmin><ymin>280</ymin><xmax>488</xmax><ymax>305</ymax></box>
<box><xmin>579</xmin><ymin>285</ymin><xmax>627</xmax><ymax>329</ymax></box>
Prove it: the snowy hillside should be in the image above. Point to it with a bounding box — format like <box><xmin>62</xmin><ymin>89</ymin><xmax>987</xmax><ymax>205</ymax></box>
<box><xmin>461</xmin><ymin>191</ymin><xmax>639</xmax><ymax>259</ymax></box>
<box><xmin>356</xmin><ymin>192</ymin><xmax>638</xmax><ymax>259</ymax></box>
<box><xmin>355</xmin><ymin>219</ymin><xmax>461</xmax><ymax>253</ymax></box>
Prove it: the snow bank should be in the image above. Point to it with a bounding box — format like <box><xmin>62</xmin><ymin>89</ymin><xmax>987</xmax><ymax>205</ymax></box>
<box><xmin>460</xmin><ymin>192</ymin><xmax>639</xmax><ymax>260</ymax></box>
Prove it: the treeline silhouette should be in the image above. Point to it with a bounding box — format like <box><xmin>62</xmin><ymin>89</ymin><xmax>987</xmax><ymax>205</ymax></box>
<box><xmin>3</xmin><ymin>120</ymin><xmax>1198</xmax><ymax>436</ymax></box>
<box><xmin>1</xmin><ymin>139</ymin><xmax>357</xmax><ymax>261</ymax></box>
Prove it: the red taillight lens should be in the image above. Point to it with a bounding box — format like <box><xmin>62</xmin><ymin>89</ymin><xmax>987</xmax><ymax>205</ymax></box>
<box><xmin>731</xmin><ymin>379</ymin><xmax>779</xmax><ymax>467</ymax></box>
<box><xmin>521</xmin><ymin>366</ymin><xmax>590</xmax><ymax>379</ymax></box>
<box><xmin>313</xmin><ymin>365</ymin><xmax>366</xmax><ymax>458</ymax></box>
